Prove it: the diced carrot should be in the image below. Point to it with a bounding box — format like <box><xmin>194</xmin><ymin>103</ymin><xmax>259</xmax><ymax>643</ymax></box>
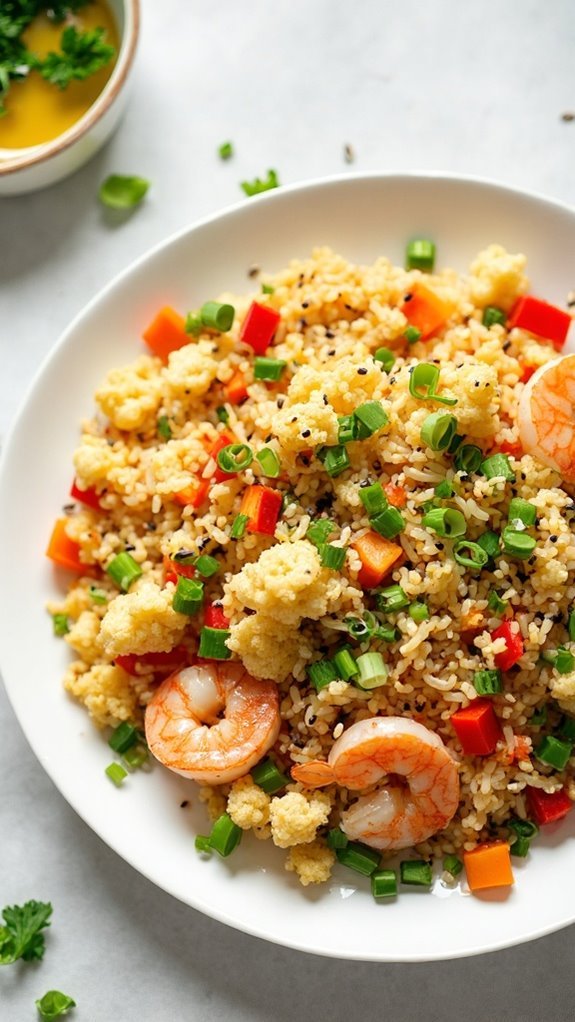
<box><xmin>239</xmin><ymin>485</ymin><xmax>282</xmax><ymax>535</ymax></box>
<box><xmin>142</xmin><ymin>306</ymin><xmax>189</xmax><ymax>360</ymax></box>
<box><xmin>495</xmin><ymin>439</ymin><xmax>523</xmax><ymax>458</ymax></box>
<box><xmin>224</xmin><ymin>369</ymin><xmax>249</xmax><ymax>404</ymax></box>
<box><xmin>383</xmin><ymin>482</ymin><xmax>407</xmax><ymax>508</ymax></box>
<box><xmin>352</xmin><ymin>530</ymin><xmax>403</xmax><ymax>589</ymax></box>
<box><xmin>464</xmin><ymin>841</ymin><xmax>514</xmax><ymax>892</ymax></box>
<box><xmin>46</xmin><ymin>518</ymin><xmax>85</xmax><ymax>572</ymax></box>
<box><xmin>400</xmin><ymin>282</ymin><xmax>450</xmax><ymax>339</ymax></box>
<box><xmin>70</xmin><ymin>478</ymin><xmax>102</xmax><ymax>511</ymax></box>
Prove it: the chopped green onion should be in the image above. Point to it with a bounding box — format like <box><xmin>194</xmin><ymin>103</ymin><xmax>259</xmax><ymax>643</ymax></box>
<box><xmin>337</xmin><ymin>414</ymin><xmax>356</xmax><ymax>444</ymax></box>
<box><xmin>344</xmin><ymin>616</ymin><xmax>372</xmax><ymax>641</ymax></box>
<box><xmin>108</xmin><ymin>721</ymin><xmax>139</xmax><ymax>754</ymax></box>
<box><xmin>333</xmin><ymin>647</ymin><xmax>358</xmax><ymax>681</ymax></box>
<box><xmin>544</xmin><ymin>647</ymin><xmax>575</xmax><ymax>674</ymax></box>
<box><xmin>482</xmin><ymin>306</ymin><xmax>506</xmax><ymax>328</ymax></box>
<box><xmin>316</xmin><ymin>444</ymin><xmax>350</xmax><ymax>478</ymax></box>
<box><xmin>336</xmin><ymin>841</ymin><xmax>380</xmax><ymax>876</ymax></box>
<box><xmin>480</xmin><ymin>453</ymin><xmax>516</xmax><ymax>482</ymax></box>
<box><xmin>173</xmin><ymin>576</ymin><xmax>204</xmax><ymax>615</ymax></box>
<box><xmin>216</xmin><ymin>405</ymin><xmax>230</xmax><ymax>424</ymax></box>
<box><xmin>173</xmin><ymin>550</ymin><xmax>198</xmax><ymax>567</ymax></box>
<box><xmin>400</xmin><ymin>860</ymin><xmax>433</xmax><ymax>886</ymax></box>
<box><xmin>327</xmin><ymin>828</ymin><xmax>349</xmax><ymax>850</ymax></box>
<box><xmin>488</xmin><ymin>591</ymin><xmax>508</xmax><ymax>614</ymax></box>
<box><xmin>443</xmin><ymin>854</ymin><xmax>463</xmax><ymax>877</ymax></box>
<box><xmin>355</xmin><ymin>651</ymin><xmax>388</xmax><ymax>689</ymax></box>
<box><xmin>454</xmin><ymin>444</ymin><xmax>483</xmax><ymax>474</ymax></box>
<box><xmin>185</xmin><ymin>312</ymin><xmax>202</xmax><ymax>336</ymax></box>
<box><xmin>307</xmin><ymin>519</ymin><xmax>336</xmax><ymax>548</ymax></box>
<box><xmin>89</xmin><ymin>586</ymin><xmax>108</xmax><ymax>605</ymax></box>
<box><xmin>261</xmin><ymin>283</ymin><xmax>275</xmax><ymax>295</ymax></box>
<box><xmin>198</xmin><ymin>627</ymin><xmax>231</xmax><ymax>660</ymax></box>
<box><xmin>251</xmin><ymin>757</ymin><xmax>288</xmax><ymax>794</ymax></box>
<box><xmin>421</xmin><ymin>411</ymin><xmax>458</xmax><ymax>451</ymax></box>
<box><xmin>558</xmin><ymin>715</ymin><xmax>575</xmax><ymax>741</ymax></box>
<box><xmin>194</xmin><ymin>554</ymin><xmax>220</xmax><ymax>578</ymax></box>
<box><xmin>320</xmin><ymin>544</ymin><xmax>347</xmax><ymax>570</ymax></box>
<box><xmin>52</xmin><ymin>613</ymin><xmax>69</xmax><ymax>637</ymax></box>
<box><xmin>473</xmin><ymin>669</ymin><xmax>503</xmax><ymax>695</ymax></box>
<box><xmin>106</xmin><ymin>552</ymin><xmax>142</xmax><ymax>592</ymax></box>
<box><xmin>376</xmin><ymin>584</ymin><xmax>410</xmax><ymax>613</ymax></box>
<box><xmin>218</xmin><ymin>140</ymin><xmax>233</xmax><ymax>160</ymax></box>
<box><xmin>510</xmin><ymin>836</ymin><xmax>530</xmax><ymax>857</ymax></box>
<box><xmin>453</xmin><ymin>539</ymin><xmax>490</xmax><ymax>571</ymax></box>
<box><xmin>105</xmin><ymin>762</ymin><xmax>127</xmax><ymax>787</ymax></box>
<box><xmin>253</xmin><ymin>356</ymin><xmax>287</xmax><ymax>381</ymax></box>
<box><xmin>241</xmin><ymin>169</ymin><xmax>280</xmax><ymax>197</ymax></box>
<box><xmin>370</xmin><ymin>505</ymin><xmax>405</xmax><ymax>539</ymax></box>
<box><xmin>568</xmin><ymin>609</ymin><xmax>575</xmax><ymax>642</ymax></box>
<box><xmin>404</xmin><ymin>326</ymin><xmax>422</xmax><ymax>344</ymax></box>
<box><xmin>509</xmin><ymin>818</ymin><xmax>539</xmax><ymax>839</ymax></box>
<box><xmin>434</xmin><ymin>480</ymin><xmax>455</xmax><ymax>498</ymax></box>
<box><xmin>508</xmin><ymin>497</ymin><xmax>537</xmax><ymax>528</ymax></box>
<box><xmin>35</xmin><ymin>990</ymin><xmax>76</xmax><ymax>1020</ymax></box>
<box><xmin>217</xmin><ymin>443</ymin><xmax>254</xmax><ymax>473</ymax></box>
<box><xmin>195</xmin><ymin>835</ymin><xmax>212</xmax><ymax>854</ymax></box>
<box><xmin>371</xmin><ymin>869</ymin><xmax>398</xmax><ymax>899</ymax></box>
<box><xmin>209</xmin><ymin>814</ymin><xmax>242</xmax><ymax>856</ymax></box>
<box><xmin>448</xmin><ymin>432</ymin><xmax>464</xmax><ymax>454</ymax></box>
<box><xmin>530</xmin><ymin>705</ymin><xmax>547</xmax><ymax>726</ymax></box>
<box><xmin>501</xmin><ymin>527</ymin><xmax>536</xmax><ymax>560</ymax></box>
<box><xmin>359</xmin><ymin>481</ymin><xmax>387</xmax><ymax>515</ymax></box>
<box><xmin>535</xmin><ymin>735</ymin><xmax>573</xmax><ymax>771</ymax></box>
<box><xmin>406</xmin><ymin>238</ymin><xmax>435</xmax><ymax>272</ymax></box>
<box><xmin>157</xmin><ymin>415</ymin><xmax>172</xmax><ymax>440</ymax></box>
<box><xmin>307</xmin><ymin>659</ymin><xmax>338</xmax><ymax>691</ymax></box>
<box><xmin>477</xmin><ymin>530</ymin><xmax>500</xmax><ymax>560</ymax></box>
<box><xmin>409</xmin><ymin>363</ymin><xmax>457</xmax><ymax>406</ymax></box>
<box><xmin>200</xmin><ymin>301</ymin><xmax>235</xmax><ymax>332</ymax></box>
<box><xmin>231</xmin><ymin>513</ymin><xmax>249</xmax><ymax>539</ymax></box>
<box><xmin>374</xmin><ymin>623</ymin><xmax>398</xmax><ymax>642</ymax></box>
<box><xmin>374</xmin><ymin>347</ymin><xmax>395</xmax><ymax>372</ymax></box>
<box><xmin>353</xmin><ymin>401</ymin><xmax>389</xmax><ymax>436</ymax></box>
<box><xmin>422</xmin><ymin>507</ymin><xmax>466</xmax><ymax>538</ymax></box>
<box><xmin>256</xmin><ymin>447</ymin><xmax>281</xmax><ymax>477</ymax></box>
<box><xmin>122</xmin><ymin>743</ymin><xmax>149</xmax><ymax>770</ymax></box>
<box><xmin>408</xmin><ymin>601</ymin><xmax>429</xmax><ymax>623</ymax></box>
<box><xmin>99</xmin><ymin>174</ymin><xmax>149</xmax><ymax>209</ymax></box>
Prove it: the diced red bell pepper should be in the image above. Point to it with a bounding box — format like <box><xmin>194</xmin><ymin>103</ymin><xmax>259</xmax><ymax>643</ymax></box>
<box><xmin>204</xmin><ymin>603</ymin><xmax>230</xmax><ymax>629</ymax></box>
<box><xmin>70</xmin><ymin>478</ymin><xmax>102</xmax><ymax>511</ymax></box>
<box><xmin>239</xmin><ymin>484</ymin><xmax>282</xmax><ymax>535</ymax></box>
<box><xmin>491</xmin><ymin>621</ymin><xmax>524</xmax><ymax>671</ymax></box>
<box><xmin>507</xmin><ymin>295</ymin><xmax>572</xmax><ymax>351</ymax></box>
<box><xmin>115</xmin><ymin>646</ymin><xmax>188</xmax><ymax>677</ymax></box>
<box><xmin>526</xmin><ymin>786</ymin><xmax>573</xmax><ymax>826</ymax></box>
<box><xmin>520</xmin><ymin>364</ymin><xmax>536</xmax><ymax>384</ymax></box>
<box><xmin>451</xmin><ymin>698</ymin><xmax>503</xmax><ymax>756</ymax></box>
<box><xmin>173</xmin><ymin>431</ymin><xmax>236</xmax><ymax>509</ymax></box>
<box><xmin>163</xmin><ymin>555</ymin><xmax>195</xmax><ymax>582</ymax></box>
<box><xmin>400</xmin><ymin>282</ymin><xmax>450</xmax><ymax>339</ymax></box>
<box><xmin>239</xmin><ymin>301</ymin><xmax>281</xmax><ymax>355</ymax></box>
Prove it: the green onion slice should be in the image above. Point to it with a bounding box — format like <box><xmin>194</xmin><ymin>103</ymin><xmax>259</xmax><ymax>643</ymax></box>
<box><xmin>473</xmin><ymin>669</ymin><xmax>503</xmax><ymax>695</ymax></box>
<box><xmin>327</xmin><ymin>828</ymin><xmax>349</xmax><ymax>850</ymax></box>
<box><xmin>320</xmin><ymin>544</ymin><xmax>347</xmax><ymax>570</ymax></box>
<box><xmin>157</xmin><ymin>415</ymin><xmax>172</xmax><ymax>440</ymax></box>
<box><xmin>535</xmin><ymin>735</ymin><xmax>572</xmax><ymax>771</ymax></box>
<box><xmin>400</xmin><ymin>859</ymin><xmax>433</xmax><ymax>886</ymax></box>
<box><xmin>253</xmin><ymin>356</ymin><xmax>287</xmax><ymax>381</ymax></box>
<box><xmin>480</xmin><ymin>453</ymin><xmax>516</xmax><ymax>482</ymax></box>
<box><xmin>453</xmin><ymin>539</ymin><xmax>489</xmax><ymax>571</ymax></box>
<box><xmin>194</xmin><ymin>554</ymin><xmax>220</xmax><ymax>577</ymax></box>
<box><xmin>105</xmin><ymin>762</ymin><xmax>128</xmax><ymax>787</ymax></box>
<box><xmin>371</xmin><ymin>869</ymin><xmax>398</xmax><ymax>898</ymax></box>
<box><xmin>307</xmin><ymin>659</ymin><xmax>338</xmax><ymax>691</ymax></box>
<box><xmin>256</xmin><ymin>447</ymin><xmax>281</xmax><ymax>477</ymax></box>
<box><xmin>421</xmin><ymin>411</ymin><xmax>458</xmax><ymax>451</ymax></box>
<box><xmin>200</xmin><ymin>301</ymin><xmax>235</xmax><ymax>332</ymax></box>
<box><xmin>409</xmin><ymin>363</ymin><xmax>457</xmax><ymax>406</ymax></box>
<box><xmin>408</xmin><ymin>601</ymin><xmax>429</xmax><ymax>623</ymax></box>
<box><xmin>316</xmin><ymin>444</ymin><xmax>350</xmax><ymax>477</ymax></box>
<box><xmin>454</xmin><ymin>444</ymin><xmax>482</xmax><ymax>474</ymax></box>
<box><xmin>106</xmin><ymin>552</ymin><xmax>143</xmax><ymax>592</ymax></box>
<box><xmin>231</xmin><ymin>513</ymin><xmax>249</xmax><ymax>539</ymax></box>
<box><xmin>406</xmin><ymin>238</ymin><xmax>436</xmax><ymax>271</ymax></box>
<box><xmin>217</xmin><ymin>443</ymin><xmax>254</xmax><ymax>473</ymax></box>
<box><xmin>52</xmin><ymin>613</ymin><xmax>69</xmax><ymax>637</ymax></box>
<box><xmin>251</xmin><ymin>757</ymin><xmax>289</xmax><ymax>794</ymax></box>
<box><xmin>307</xmin><ymin>519</ymin><xmax>336</xmax><ymax>548</ymax></box>
<box><xmin>336</xmin><ymin>841</ymin><xmax>380</xmax><ymax>876</ymax></box>
<box><xmin>482</xmin><ymin>306</ymin><xmax>506</xmax><ymax>328</ymax></box>
<box><xmin>173</xmin><ymin>576</ymin><xmax>204</xmax><ymax>615</ymax></box>
<box><xmin>422</xmin><ymin>507</ymin><xmax>466</xmax><ymax>538</ymax></box>
<box><xmin>501</xmin><ymin>527</ymin><xmax>536</xmax><ymax>560</ymax></box>
<box><xmin>198</xmin><ymin>626</ymin><xmax>231</xmax><ymax>660</ymax></box>
<box><xmin>333</xmin><ymin>647</ymin><xmax>358</xmax><ymax>680</ymax></box>
<box><xmin>355</xmin><ymin>651</ymin><xmax>388</xmax><ymax>689</ymax></box>
<box><xmin>369</xmin><ymin>505</ymin><xmax>405</xmax><ymax>539</ymax></box>
<box><xmin>353</xmin><ymin>401</ymin><xmax>389</xmax><ymax>436</ymax></box>
<box><xmin>209</xmin><ymin>813</ymin><xmax>242</xmax><ymax>856</ymax></box>
<box><xmin>376</xmin><ymin>584</ymin><xmax>409</xmax><ymax>613</ymax></box>
<box><xmin>108</xmin><ymin>721</ymin><xmax>139</xmax><ymax>754</ymax></box>
<box><xmin>359</xmin><ymin>481</ymin><xmax>387</xmax><ymax>515</ymax></box>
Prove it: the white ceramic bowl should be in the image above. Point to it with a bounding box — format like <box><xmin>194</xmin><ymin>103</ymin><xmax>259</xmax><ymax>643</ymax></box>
<box><xmin>0</xmin><ymin>0</ymin><xmax>139</xmax><ymax>196</ymax></box>
<box><xmin>1</xmin><ymin>174</ymin><xmax>575</xmax><ymax>961</ymax></box>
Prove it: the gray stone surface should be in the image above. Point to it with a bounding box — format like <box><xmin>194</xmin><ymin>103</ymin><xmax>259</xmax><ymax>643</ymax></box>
<box><xmin>1</xmin><ymin>0</ymin><xmax>574</xmax><ymax>1018</ymax></box>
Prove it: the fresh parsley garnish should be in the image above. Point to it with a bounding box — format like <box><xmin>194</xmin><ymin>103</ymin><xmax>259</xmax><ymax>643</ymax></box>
<box><xmin>218</xmin><ymin>140</ymin><xmax>233</xmax><ymax>160</ymax></box>
<box><xmin>99</xmin><ymin>174</ymin><xmax>151</xmax><ymax>210</ymax></box>
<box><xmin>240</xmin><ymin>169</ymin><xmax>280</xmax><ymax>197</ymax></box>
<box><xmin>0</xmin><ymin>899</ymin><xmax>53</xmax><ymax>964</ymax></box>
<box><xmin>36</xmin><ymin>990</ymin><xmax>76</xmax><ymax>1020</ymax></box>
<box><xmin>40</xmin><ymin>25</ymin><xmax>114</xmax><ymax>89</ymax></box>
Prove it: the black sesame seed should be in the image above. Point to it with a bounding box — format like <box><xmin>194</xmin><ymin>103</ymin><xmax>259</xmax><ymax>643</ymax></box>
<box><xmin>125</xmin><ymin>544</ymin><xmax>136</xmax><ymax>552</ymax></box>
<box><xmin>325</xmin><ymin>330</ymin><xmax>335</xmax><ymax>339</ymax></box>
<box><xmin>308</xmin><ymin>715</ymin><xmax>317</xmax><ymax>725</ymax></box>
<box><xmin>248</xmin><ymin>265</ymin><xmax>260</xmax><ymax>278</ymax></box>
<box><xmin>301</xmin><ymin>429</ymin><xmax>311</xmax><ymax>438</ymax></box>
<box><xmin>357</xmin><ymin>367</ymin><xmax>368</xmax><ymax>375</ymax></box>
<box><xmin>327</xmin><ymin>349</ymin><xmax>336</xmax><ymax>356</ymax></box>
<box><xmin>323</xmin><ymin>394</ymin><xmax>329</xmax><ymax>405</ymax></box>
<box><xmin>277</xmin><ymin>397</ymin><xmax>285</xmax><ymax>408</ymax></box>
<box><xmin>403</xmin><ymin>293</ymin><xmax>413</xmax><ymax>303</ymax></box>
<box><xmin>549</xmin><ymin>535</ymin><xmax>558</xmax><ymax>542</ymax></box>
<box><xmin>146</xmin><ymin>522</ymin><xmax>157</xmax><ymax>531</ymax></box>
<box><xmin>180</xmin><ymin>800</ymin><xmax>189</xmax><ymax>808</ymax></box>
<box><xmin>302</xmin><ymin>301</ymin><xmax>309</xmax><ymax>309</ymax></box>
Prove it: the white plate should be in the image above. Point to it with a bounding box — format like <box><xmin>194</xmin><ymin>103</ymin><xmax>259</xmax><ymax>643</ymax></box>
<box><xmin>2</xmin><ymin>173</ymin><xmax>575</xmax><ymax>962</ymax></box>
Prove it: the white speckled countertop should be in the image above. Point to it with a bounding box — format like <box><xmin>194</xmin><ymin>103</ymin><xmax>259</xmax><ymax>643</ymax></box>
<box><xmin>2</xmin><ymin>1</ymin><xmax>575</xmax><ymax>1018</ymax></box>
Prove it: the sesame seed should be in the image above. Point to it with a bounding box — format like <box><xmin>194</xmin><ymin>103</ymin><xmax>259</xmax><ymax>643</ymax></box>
<box><xmin>357</xmin><ymin>367</ymin><xmax>368</xmax><ymax>375</ymax></box>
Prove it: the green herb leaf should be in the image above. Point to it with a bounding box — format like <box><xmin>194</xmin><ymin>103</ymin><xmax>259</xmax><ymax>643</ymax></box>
<box><xmin>35</xmin><ymin>990</ymin><xmax>76</xmax><ymax>1021</ymax></box>
<box><xmin>218</xmin><ymin>140</ymin><xmax>233</xmax><ymax>160</ymax></box>
<box><xmin>241</xmin><ymin>169</ymin><xmax>280</xmax><ymax>197</ymax></box>
<box><xmin>0</xmin><ymin>900</ymin><xmax>52</xmax><ymax>965</ymax></box>
<box><xmin>99</xmin><ymin>174</ymin><xmax>150</xmax><ymax>210</ymax></box>
<box><xmin>39</xmin><ymin>26</ymin><xmax>114</xmax><ymax>89</ymax></box>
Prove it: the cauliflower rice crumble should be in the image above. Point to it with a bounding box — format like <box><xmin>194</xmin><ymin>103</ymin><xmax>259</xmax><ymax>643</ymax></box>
<box><xmin>49</xmin><ymin>244</ymin><xmax>575</xmax><ymax>887</ymax></box>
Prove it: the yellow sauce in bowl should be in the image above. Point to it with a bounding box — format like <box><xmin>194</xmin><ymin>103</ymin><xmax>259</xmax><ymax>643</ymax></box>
<box><xmin>0</xmin><ymin>2</ymin><xmax>119</xmax><ymax>150</ymax></box>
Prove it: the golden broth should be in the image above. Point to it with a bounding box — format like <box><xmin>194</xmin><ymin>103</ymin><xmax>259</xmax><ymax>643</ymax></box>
<box><xmin>0</xmin><ymin>2</ymin><xmax>119</xmax><ymax>150</ymax></box>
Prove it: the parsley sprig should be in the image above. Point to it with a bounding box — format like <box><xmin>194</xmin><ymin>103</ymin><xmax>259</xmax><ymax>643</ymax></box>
<box><xmin>0</xmin><ymin>899</ymin><xmax>53</xmax><ymax>964</ymax></box>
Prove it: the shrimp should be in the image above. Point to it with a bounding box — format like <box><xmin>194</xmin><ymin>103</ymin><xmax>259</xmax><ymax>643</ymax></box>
<box><xmin>291</xmin><ymin>716</ymin><xmax>460</xmax><ymax>851</ymax></box>
<box><xmin>145</xmin><ymin>662</ymin><xmax>281</xmax><ymax>785</ymax></box>
<box><xmin>518</xmin><ymin>353</ymin><xmax>575</xmax><ymax>482</ymax></box>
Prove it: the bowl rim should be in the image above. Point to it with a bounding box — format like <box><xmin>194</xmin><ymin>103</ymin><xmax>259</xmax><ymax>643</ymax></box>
<box><xmin>0</xmin><ymin>0</ymin><xmax>140</xmax><ymax>176</ymax></box>
<box><xmin>2</xmin><ymin>171</ymin><xmax>575</xmax><ymax>961</ymax></box>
